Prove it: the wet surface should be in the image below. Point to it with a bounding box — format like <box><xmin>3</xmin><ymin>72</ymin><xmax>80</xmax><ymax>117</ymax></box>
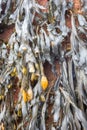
<box><xmin>0</xmin><ymin>0</ymin><xmax>85</xmax><ymax>129</ymax></box>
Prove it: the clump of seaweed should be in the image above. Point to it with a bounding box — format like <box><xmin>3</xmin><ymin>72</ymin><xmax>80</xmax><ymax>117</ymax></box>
<box><xmin>0</xmin><ymin>0</ymin><xmax>87</xmax><ymax>129</ymax></box>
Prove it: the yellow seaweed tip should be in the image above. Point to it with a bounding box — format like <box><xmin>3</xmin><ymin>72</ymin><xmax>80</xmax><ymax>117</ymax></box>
<box><xmin>41</xmin><ymin>75</ymin><xmax>48</xmax><ymax>91</ymax></box>
<box><xmin>11</xmin><ymin>67</ymin><xmax>17</xmax><ymax>77</ymax></box>
<box><xmin>22</xmin><ymin>88</ymin><xmax>33</xmax><ymax>102</ymax></box>
<box><xmin>7</xmin><ymin>84</ymin><xmax>12</xmax><ymax>89</ymax></box>
<box><xmin>22</xmin><ymin>67</ymin><xmax>27</xmax><ymax>75</ymax></box>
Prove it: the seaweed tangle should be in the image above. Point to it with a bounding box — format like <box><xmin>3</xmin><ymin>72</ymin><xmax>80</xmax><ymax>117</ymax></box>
<box><xmin>0</xmin><ymin>0</ymin><xmax>87</xmax><ymax>129</ymax></box>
